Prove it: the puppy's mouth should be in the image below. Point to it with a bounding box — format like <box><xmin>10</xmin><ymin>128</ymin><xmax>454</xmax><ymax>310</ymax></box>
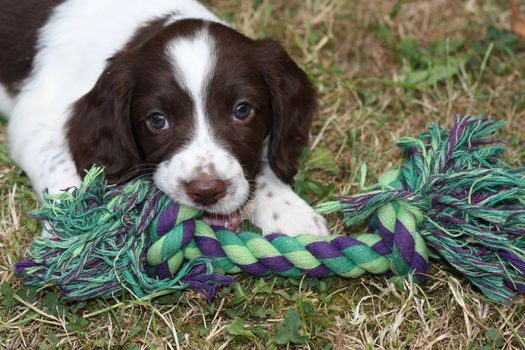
<box><xmin>202</xmin><ymin>210</ymin><xmax>245</xmax><ymax>232</ymax></box>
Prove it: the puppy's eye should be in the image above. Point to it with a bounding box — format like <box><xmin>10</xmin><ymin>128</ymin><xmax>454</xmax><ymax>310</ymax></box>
<box><xmin>232</xmin><ymin>103</ymin><xmax>255</xmax><ymax>121</ymax></box>
<box><xmin>146</xmin><ymin>113</ymin><xmax>169</xmax><ymax>132</ymax></box>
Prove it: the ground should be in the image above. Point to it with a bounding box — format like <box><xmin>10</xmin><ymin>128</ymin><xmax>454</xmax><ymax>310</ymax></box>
<box><xmin>1</xmin><ymin>0</ymin><xmax>525</xmax><ymax>349</ymax></box>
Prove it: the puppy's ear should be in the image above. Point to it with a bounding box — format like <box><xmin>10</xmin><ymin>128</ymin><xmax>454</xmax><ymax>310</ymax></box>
<box><xmin>67</xmin><ymin>56</ymin><xmax>141</xmax><ymax>183</ymax></box>
<box><xmin>257</xmin><ymin>40</ymin><xmax>317</xmax><ymax>183</ymax></box>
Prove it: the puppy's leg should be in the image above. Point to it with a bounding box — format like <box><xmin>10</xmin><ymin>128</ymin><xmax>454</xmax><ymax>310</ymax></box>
<box><xmin>249</xmin><ymin>162</ymin><xmax>329</xmax><ymax>237</ymax></box>
<box><xmin>8</xmin><ymin>109</ymin><xmax>82</xmax><ymax>238</ymax></box>
<box><xmin>7</xmin><ymin>111</ymin><xmax>81</xmax><ymax>199</ymax></box>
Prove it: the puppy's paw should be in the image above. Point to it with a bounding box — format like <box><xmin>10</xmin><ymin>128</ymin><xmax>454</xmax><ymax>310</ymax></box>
<box><xmin>250</xmin><ymin>190</ymin><xmax>329</xmax><ymax>237</ymax></box>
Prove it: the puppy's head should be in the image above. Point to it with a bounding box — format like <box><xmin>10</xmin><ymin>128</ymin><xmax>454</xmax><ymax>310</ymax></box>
<box><xmin>67</xmin><ymin>19</ymin><xmax>316</xmax><ymax>216</ymax></box>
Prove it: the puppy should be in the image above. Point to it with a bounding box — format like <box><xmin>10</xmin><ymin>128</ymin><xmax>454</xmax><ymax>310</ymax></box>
<box><xmin>0</xmin><ymin>0</ymin><xmax>328</xmax><ymax>236</ymax></box>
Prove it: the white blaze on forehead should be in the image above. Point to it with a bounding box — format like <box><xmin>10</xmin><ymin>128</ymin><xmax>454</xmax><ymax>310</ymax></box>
<box><xmin>166</xmin><ymin>28</ymin><xmax>217</xmax><ymax>172</ymax></box>
<box><xmin>154</xmin><ymin>28</ymin><xmax>250</xmax><ymax>214</ymax></box>
<box><xmin>167</xmin><ymin>29</ymin><xmax>215</xmax><ymax>120</ymax></box>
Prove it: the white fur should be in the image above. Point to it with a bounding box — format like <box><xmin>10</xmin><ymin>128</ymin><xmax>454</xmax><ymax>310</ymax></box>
<box><xmin>4</xmin><ymin>0</ymin><xmax>329</xmax><ymax>236</ymax></box>
<box><xmin>7</xmin><ymin>0</ymin><xmax>221</xmax><ymax>197</ymax></box>
<box><xmin>0</xmin><ymin>84</ymin><xmax>14</xmax><ymax>118</ymax></box>
<box><xmin>154</xmin><ymin>30</ymin><xmax>250</xmax><ymax>214</ymax></box>
<box><xmin>248</xmin><ymin>159</ymin><xmax>329</xmax><ymax>237</ymax></box>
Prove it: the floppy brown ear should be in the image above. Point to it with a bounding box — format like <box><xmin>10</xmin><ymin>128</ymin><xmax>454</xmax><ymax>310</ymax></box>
<box><xmin>67</xmin><ymin>56</ymin><xmax>141</xmax><ymax>183</ymax></box>
<box><xmin>257</xmin><ymin>39</ymin><xmax>318</xmax><ymax>183</ymax></box>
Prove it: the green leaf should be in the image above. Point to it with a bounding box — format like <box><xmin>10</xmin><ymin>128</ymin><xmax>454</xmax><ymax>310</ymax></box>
<box><xmin>300</xmin><ymin>300</ymin><xmax>316</xmax><ymax>318</ymax></box>
<box><xmin>273</xmin><ymin>323</ymin><xmax>292</xmax><ymax>345</ymax></box>
<box><xmin>252</xmin><ymin>325</ymin><xmax>266</xmax><ymax>338</ymax></box>
<box><xmin>426</xmin><ymin>63</ymin><xmax>461</xmax><ymax>85</ymax></box>
<box><xmin>305</xmin><ymin>181</ymin><xmax>325</xmax><ymax>196</ymax></box>
<box><xmin>273</xmin><ymin>308</ymin><xmax>309</xmax><ymax>345</ymax></box>
<box><xmin>293</xmin><ymin>147</ymin><xmax>335</xmax><ymax>204</ymax></box>
<box><xmin>49</xmin><ymin>333</ymin><xmax>58</xmax><ymax>346</ymax></box>
<box><xmin>226</xmin><ymin>317</ymin><xmax>255</xmax><ymax>340</ymax></box>
<box><xmin>1</xmin><ymin>282</ymin><xmax>15</xmax><ymax>309</ymax></box>
<box><xmin>289</xmin><ymin>331</ymin><xmax>309</xmax><ymax>344</ymax></box>
<box><xmin>398</xmin><ymin>38</ymin><xmax>421</xmax><ymax>67</ymax></box>
<box><xmin>275</xmin><ymin>290</ymin><xmax>291</xmax><ymax>300</ymax></box>
<box><xmin>307</xmin><ymin>180</ymin><xmax>335</xmax><ymax>198</ymax></box>
<box><xmin>253</xmin><ymin>278</ymin><xmax>272</xmax><ymax>295</ymax></box>
<box><xmin>15</xmin><ymin>286</ymin><xmax>38</xmax><ymax>304</ymax></box>
<box><xmin>399</xmin><ymin>60</ymin><xmax>461</xmax><ymax>88</ymax></box>
<box><xmin>94</xmin><ymin>338</ymin><xmax>110</xmax><ymax>348</ymax></box>
<box><xmin>66</xmin><ymin>315</ymin><xmax>89</xmax><ymax>333</ymax></box>
<box><xmin>297</xmin><ymin>147</ymin><xmax>312</xmax><ymax>169</ymax></box>
<box><xmin>319</xmin><ymin>280</ymin><xmax>327</xmax><ymax>292</ymax></box>
<box><xmin>305</xmin><ymin>147</ymin><xmax>338</xmax><ymax>173</ymax></box>
<box><xmin>40</xmin><ymin>332</ymin><xmax>58</xmax><ymax>350</ymax></box>
<box><xmin>232</xmin><ymin>282</ymin><xmax>246</xmax><ymax>300</ymax></box>
<box><xmin>283</xmin><ymin>308</ymin><xmax>301</xmax><ymax>331</ymax></box>
<box><xmin>130</xmin><ymin>324</ymin><xmax>143</xmax><ymax>338</ymax></box>
<box><xmin>254</xmin><ymin>307</ymin><xmax>273</xmax><ymax>318</ymax></box>
<box><xmin>389</xmin><ymin>0</ymin><xmax>402</xmax><ymax>19</ymax></box>
<box><xmin>42</xmin><ymin>292</ymin><xmax>59</xmax><ymax>314</ymax></box>
<box><xmin>225</xmin><ymin>307</ymin><xmax>243</xmax><ymax>319</ymax></box>
<box><xmin>486</xmin><ymin>327</ymin><xmax>500</xmax><ymax>341</ymax></box>
<box><xmin>70</xmin><ymin>301</ymin><xmax>87</xmax><ymax>314</ymax></box>
<box><xmin>486</xmin><ymin>25</ymin><xmax>518</xmax><ymax>52</ymax></box>
<box><xmin>429</xmin><ymin>38</ymin><xmax>465</xmax><ymax>56</ymax></box>
<box><xmin>199</xmin><ymin>327</ymin><xmax>210</xmax><ymax>337</ymax></box>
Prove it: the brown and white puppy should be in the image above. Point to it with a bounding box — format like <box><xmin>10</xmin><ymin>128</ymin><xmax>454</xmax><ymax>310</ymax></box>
<box><xmin>0</xmin><ymin>0</ymin><xmax>328</xmax><ymax>236</ymax></box>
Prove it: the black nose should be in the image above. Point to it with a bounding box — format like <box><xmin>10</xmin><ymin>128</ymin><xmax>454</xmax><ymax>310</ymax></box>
<box><xmin>184</xmin><ymin>175</ymin><xmax>227</xmax><ymax>206</ymax></box>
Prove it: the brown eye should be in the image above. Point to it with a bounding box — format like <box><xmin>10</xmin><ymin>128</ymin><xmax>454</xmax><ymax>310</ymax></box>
<box><xmin>146</xmin><ymin>112</ymin><xmax>169</xmax><ymax>132</ymax></box>
<box><xmin>233</xmin><ymin>103</ymin><xmax>254</xmax><ymax>121</ymax></box>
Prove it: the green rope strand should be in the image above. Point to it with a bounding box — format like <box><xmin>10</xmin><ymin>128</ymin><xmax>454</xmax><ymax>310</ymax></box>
<box><xmin>15</xmin><ymin>115</ymin><xmax>525</xmax><ymax>304</ymax></box>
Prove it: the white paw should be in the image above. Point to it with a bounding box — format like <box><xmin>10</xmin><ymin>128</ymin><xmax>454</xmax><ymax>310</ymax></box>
<box><xmin>250</xmin><ymin>189</ymin><xmax>329</xmax><ymax>237</ymax></box>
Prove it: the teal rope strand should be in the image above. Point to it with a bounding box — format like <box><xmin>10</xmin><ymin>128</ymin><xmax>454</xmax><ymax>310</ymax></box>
<box><xmin>15</xmin><ymin>115</ymin><xmax>525</xmax><ymax>304</ymax></box>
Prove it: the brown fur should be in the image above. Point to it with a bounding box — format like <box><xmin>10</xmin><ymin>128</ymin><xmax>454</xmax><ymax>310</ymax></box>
<box><xmin>0</xmin><ymin>0</ymin><xmax>64</xmax><ymax>93</ymax></box>
<box><xmin>65</xmin><ymin>19</ymin><xmax>317</xmax><ymax>185</ymax></box>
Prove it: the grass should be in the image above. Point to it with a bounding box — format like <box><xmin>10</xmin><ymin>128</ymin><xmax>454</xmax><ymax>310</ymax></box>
<box><xmin>1</xmin><ymin>0</ymin><xmax>525</xmax><ymax>348</ymax></box>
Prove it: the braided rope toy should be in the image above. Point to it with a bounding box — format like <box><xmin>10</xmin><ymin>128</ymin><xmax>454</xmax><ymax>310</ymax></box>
<box><xmin>16</xmin><ymin>116</ymin><xmax>525</xmax><ymax>303</ymax></box>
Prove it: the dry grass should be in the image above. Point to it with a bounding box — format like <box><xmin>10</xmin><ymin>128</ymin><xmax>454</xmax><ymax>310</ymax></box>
<box><xmin>1</xmin><ymin>0</ymin><xmax>525</xmax><ymax>349</ymax></box>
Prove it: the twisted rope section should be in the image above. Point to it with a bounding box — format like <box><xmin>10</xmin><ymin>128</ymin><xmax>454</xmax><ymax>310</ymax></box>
<box><xmin>146</xmin><ymin>208</ymin><xmax>425</xmax><ymax>281</ymax></box>
<box><xmin>332</xmin><ymin>116</ymin><xmax>525</xmax><ymax>302</ymax></box>
<box><xmin>15</xmin><ymin>115</ymin><xmax>525</xmax><ymax>303</ymax></box>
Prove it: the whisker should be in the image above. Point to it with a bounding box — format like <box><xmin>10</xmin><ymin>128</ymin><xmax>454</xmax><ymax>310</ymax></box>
<box><xmin>115</xmin><ymin>163</ymin><xmax>158</xmax><ymax>183</ymax></box>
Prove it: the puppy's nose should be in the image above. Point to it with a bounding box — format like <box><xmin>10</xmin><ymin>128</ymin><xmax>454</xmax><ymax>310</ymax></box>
<box><xmin>185</xmin><ymin>175</ymin><xmax>227</xmax><ymax>206</ymax></box>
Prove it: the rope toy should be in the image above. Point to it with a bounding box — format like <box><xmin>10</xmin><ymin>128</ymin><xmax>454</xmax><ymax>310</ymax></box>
<box><xmin>16</xmin><ymin>116</ymin><xmax>525</xmax><ymax>303</ymax></box>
